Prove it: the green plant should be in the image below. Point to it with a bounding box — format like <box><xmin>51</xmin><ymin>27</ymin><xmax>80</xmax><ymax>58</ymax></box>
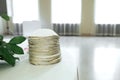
<box><xmin>0</xmin><ymin>35</ymin><xmax>26</xmax><ymax>66</ymax></box>
<box><xmin>0</xmin><ymin>13</ymin><xmax>10</xmax><ymax>21</ymax></box>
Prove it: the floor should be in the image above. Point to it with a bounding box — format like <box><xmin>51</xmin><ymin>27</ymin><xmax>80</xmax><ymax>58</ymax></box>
<box><xmin>60</xmin><ymin>36</ymin><xmax>120</xmax><ymax>80</ymax></box>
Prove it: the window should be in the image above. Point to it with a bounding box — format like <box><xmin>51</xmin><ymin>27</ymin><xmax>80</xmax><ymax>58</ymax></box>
<box><xmin>52</xmin><ymin>0</ymin><xmax>81</xmax><ymax>24</ymax></box>
<box><xmin>95</xmin><ymin>0</ymin><xmax>120</xmax><ymax>24</ymax></box>
<box><xmin>12</xmin><ymin>0</ymin><xmax>39</xmax><ymax>23</ymax></box>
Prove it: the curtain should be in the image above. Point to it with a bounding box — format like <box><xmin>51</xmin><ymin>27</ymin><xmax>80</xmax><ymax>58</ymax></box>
<box><xmin>95</xmin><ymin>0</ymin><xmax>120</xmax><ymax>36</ymax></box>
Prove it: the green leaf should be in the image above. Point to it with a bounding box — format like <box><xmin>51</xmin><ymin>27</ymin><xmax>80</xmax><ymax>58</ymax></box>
<box><xmin>0</xmin><ymin>35</ymin><xmax>3</xmax><ymax>45</ymax></box>
<box><xmin>8</xmin><ymin>44</ymin><xmax>24</xmax><ymax>54</ymax></box>
<box><xmin>0</xmin><ymin>35</ymin><xmax>3</xmax><ymax>41</ymax></box>
<box><xmin>5</xmin><ymin>44</ymin><xmax>14</xmax><ymax>55</ymax></box>
<box><xmin>9</xmin><ymin>36</ymin><xmax>26</xmax><ymax>44</ymax></box>
<box><xmin>0</xmin><ymin>47</ymin><xmax>15</xmax><ymax>66</ymax></box>
<box><xmin>0</xmin><ymin>50</ymin><xmax>2</xmax><ymax>56</ymax></box>
<box><xmin>1</xmin><ymin>14</ymin><xmax>10</xmax><ymax>21</ymax></box>
<box><xmin>1</xmin><ymin>41</ymin><xmax>7</xmax><ymax>46</ymax></box>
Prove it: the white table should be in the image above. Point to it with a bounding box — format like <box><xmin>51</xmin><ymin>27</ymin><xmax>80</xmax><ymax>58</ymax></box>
<box><xmin>0</xmin><ymin>39</ymin><xmax>77</xmax><ymax>80</ymax></box>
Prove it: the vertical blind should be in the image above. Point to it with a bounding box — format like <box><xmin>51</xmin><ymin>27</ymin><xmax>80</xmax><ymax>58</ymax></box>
<box><xmin>95</xmin><ymin>0</ymin><xmax>120</xmax><ymax>24</ymax></box>
<box><xmin>52</xmin><ymin>0</ymin><xmax>81</xmax><ymax>24</ymax></box>
<box><xmin>12</xmin><ymin>0</ymin><xmax>39</xmax><ymax>23</ymax></box>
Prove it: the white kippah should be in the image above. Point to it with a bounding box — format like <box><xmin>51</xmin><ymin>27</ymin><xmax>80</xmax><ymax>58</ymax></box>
<box><xmin>28</xmin><ymin>29</ymin><xmax>61</xmax><ymax>65</ymax></box>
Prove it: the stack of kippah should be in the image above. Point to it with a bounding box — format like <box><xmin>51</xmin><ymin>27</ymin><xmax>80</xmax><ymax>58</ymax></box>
<box><xmin>28</xmin><ymin>29</ymin><xmax>61</xmax><ymax>65</ymax></box>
